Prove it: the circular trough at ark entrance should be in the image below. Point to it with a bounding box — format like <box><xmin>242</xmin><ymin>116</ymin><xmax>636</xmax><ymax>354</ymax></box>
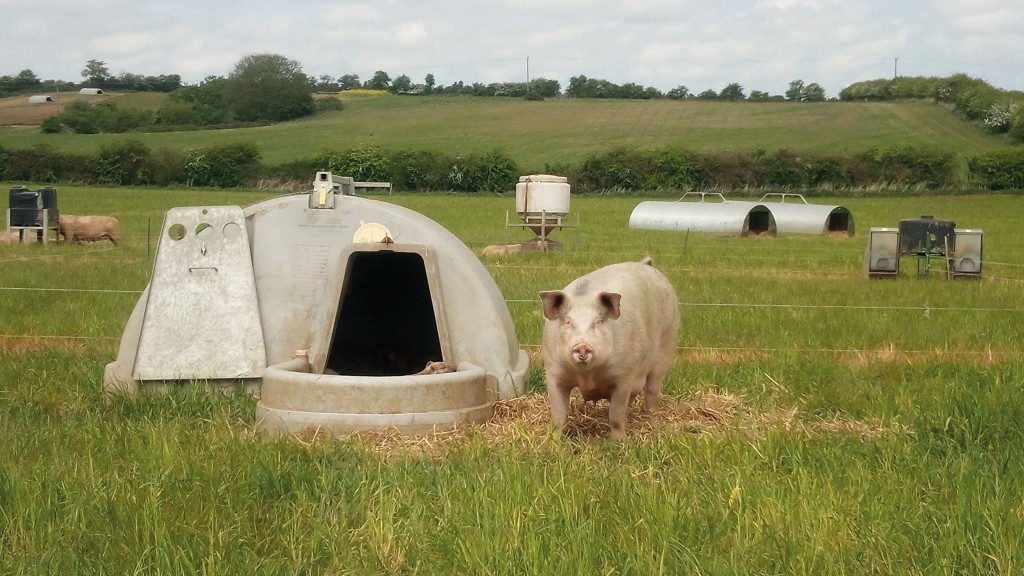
<box><xmin>102</xmin><ymin>172</ymin><xmax>529</xmax><ymax>436</ymax></box>
<box><xmin>257</xmin><ymin>358</ymin><xmax>495</xmax><ymax>436</ymax></box>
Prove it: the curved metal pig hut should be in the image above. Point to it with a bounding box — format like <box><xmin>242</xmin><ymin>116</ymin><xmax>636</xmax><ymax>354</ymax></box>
<box><xmin>757</xmin><ymin>193</ymin><xmax>854</xmax><ymax>236</ymax></box>
<box><xmin>629</xmin><ymin>192</ymin><xmax>778</xmax><ymax>236</ymax></box>
<box><xmin>629</xmin><ymin>192</ymin><xmax>854</xmax><ymax>237</ymax></box>
<box><xmin>103</xmin><ymin>172</ymin><xmax>529</xmax><ymax>435</ymax></box>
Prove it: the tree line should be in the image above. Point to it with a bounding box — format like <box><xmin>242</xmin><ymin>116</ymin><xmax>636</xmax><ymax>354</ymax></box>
<box><xmin>312</xmin><ymin>70</ymin><xmax>825</xmax><ymax>102</ymax></box>
<box><xmin>19</xmin><ymin>54</ymin><xmax>839</xmax><ymax>135</ymax></box>
<box><xmin>5</xmin><ymin>53</ymin><xmax>1024</xmax><ymax>143</ymax></box>
<box><xmin>4</xmin><ymin>53</ymin><xmax>829</xmax><ymax>104</ymax></box>
<box><xmin>0</xmin><ymin>60</ymin><xmax>182</xmax><ymax>96</ymax></box>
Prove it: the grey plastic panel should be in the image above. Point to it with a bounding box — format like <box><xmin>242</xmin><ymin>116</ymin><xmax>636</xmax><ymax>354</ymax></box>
<box><xmin>133</xmin><ymin>206</ymin><xmax>266</xmax><ymax>380</ymax></box>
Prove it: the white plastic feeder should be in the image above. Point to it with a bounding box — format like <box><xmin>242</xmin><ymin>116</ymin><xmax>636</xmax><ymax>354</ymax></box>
<box><xmin>515</xmin><ymin>174</ymin><xmax>570</xmax><ymax>231</ymax></box>
<box><xmin>103</xmin><ymin>173</ymin><xmax>529</xmax><ymax>436</ymax></box>
<box><xmin>511</xmin><ymin>174</ymin><xmax>573</xmax><ymax>241</ymax></box>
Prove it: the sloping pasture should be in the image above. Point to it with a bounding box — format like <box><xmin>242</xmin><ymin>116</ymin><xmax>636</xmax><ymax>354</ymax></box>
<box><xmin>1</xmin><ymin>187</ymin><xmax>1023</xmax><ymax>573</ymax></box>
<box><xmin>0</xmin><ymin>94</ymin><xmax>1009</xmax><ymax>173</ymax></box>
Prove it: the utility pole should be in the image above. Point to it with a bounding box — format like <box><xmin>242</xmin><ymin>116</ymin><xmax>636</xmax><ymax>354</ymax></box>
<box><xmin>526</xmin><ymin>56</ymin><xmax>531</xmax><ymax>97</ymax></box>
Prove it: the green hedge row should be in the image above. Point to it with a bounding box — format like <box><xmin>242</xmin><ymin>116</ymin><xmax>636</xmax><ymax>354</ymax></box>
<box><xmin>0</xmin><ymin>140</ymin><xmax>1019</xmax><ymax>192</ymax></box>
<box><xmin>568</xmin><ymin>146</ymin><xmax>959</xmax><ymax>191</ymax></box>
<box><xmin>0</xmin><ymin>141</ymin><xmax>520</xmax><ymax>192</ymax></box>
<box><xmin>967</xmin><ymin>150</ymin><xmax>1024</xmax><ymax>190</ymax></box>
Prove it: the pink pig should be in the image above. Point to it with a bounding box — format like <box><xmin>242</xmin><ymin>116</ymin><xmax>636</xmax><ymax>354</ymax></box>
<box><xmin>539</xmin><ymin>258</ymin><xmax>680</xmax><ymax>440</ymax></box>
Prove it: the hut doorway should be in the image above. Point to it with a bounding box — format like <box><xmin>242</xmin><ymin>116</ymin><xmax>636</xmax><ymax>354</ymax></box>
<box><xmin>323</xmin><ymin>248</ymin><xmax>448</xmax><ymax>376</ymax></box>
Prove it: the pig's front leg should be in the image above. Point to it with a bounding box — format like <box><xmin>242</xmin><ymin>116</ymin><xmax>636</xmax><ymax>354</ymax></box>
<box><xmin>547</xmin><ymin>378</ymin><xmax>571</xmax><ymax>432</ymax></box>
<box><xmin>607</xmin><ymin>382</ymin><xmax>633</xmax><ymax>441</ymax></box>
<box><xmin>643</xmin><ymin>377</ymin><xmax>663</xmax><ymax>413</ymax></box>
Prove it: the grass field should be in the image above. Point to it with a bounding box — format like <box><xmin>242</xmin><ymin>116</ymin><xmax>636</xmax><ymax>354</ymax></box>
<box><xmin>1</xmin><ymin>185</ymin><xmax>1023</xmax><ymax>573</ymax></box>
<box><xmin>0</xmin><ymin>93</ymin><xmax>1011</xmax><ymax>173</ymax></box>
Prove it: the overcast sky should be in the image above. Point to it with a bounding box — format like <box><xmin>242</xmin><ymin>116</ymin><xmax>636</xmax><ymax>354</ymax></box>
<box><xmin>3</xmin><ymin>0</ymin><xmax>1023</xmax><ymax>97</ymax></box>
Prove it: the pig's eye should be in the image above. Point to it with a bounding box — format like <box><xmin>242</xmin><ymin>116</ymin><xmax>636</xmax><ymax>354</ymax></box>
<box><xmin>563</xmin><ymin>318</ymin><xmax>571</xmax><ymax>325</ymax></box>
<box><xmin>594</xmin><ymin>316</ymin><xmax>603</xmax><ymax>325</ymax></box>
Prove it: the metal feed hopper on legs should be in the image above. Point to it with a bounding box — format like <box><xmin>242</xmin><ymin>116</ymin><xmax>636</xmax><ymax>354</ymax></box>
<box><xmin>502</xmin><ymin>174</ymin><xmax>578</xmax><ymax>250</ymax></box>
<box><xmin>863</xmin><ymin>215</ymin><xmax>983</xmax><ymax>279</ymax></box>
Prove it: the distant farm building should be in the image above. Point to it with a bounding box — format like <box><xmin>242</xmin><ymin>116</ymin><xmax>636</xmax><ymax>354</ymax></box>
<box><xmin>28</xmin><ymin>95</ymin><xmax>54</xmax><ymax>103</ymax></box>
<box><xmin>79</xmin><ymin>88</ymin><xmax>104</xmax><ymax>95</ymax></box>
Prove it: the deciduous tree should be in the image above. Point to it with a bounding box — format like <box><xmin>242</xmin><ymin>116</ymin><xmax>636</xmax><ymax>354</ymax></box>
<box><xmin>666</xmin><ymin>85</ymin><xmax>690</xmax><ymax>99</ymax></box>
<box><xmin>390</xmin><ymin>74</ymin><xmax>413</xmax><ymax>93</ymax></box>
<box><xmin>803</xmin><ymin>82</ymin><xmax>827</xmax><ymax>101</ymax></box>
<box><xmin>366</xmin><ymin>70</ymin><xmax>391</xmax><ymax>91</ymax></box>
<box><xmin>338</xmin><ymin>74</ymin><xmax>361</xmax><ymax>90</ymax></box>
<box><xmin>82</xmin><ymin>59</ymin><xmax>112</xmax><ymax>85</ymax></box>
<box><xmin>222</xmin><ymin>53</ymin><xmax>314</xmax><ymax>123</ymax></box>
<box><xmin>720</xmin><ymin>83</ymin><xmax>745</xmax><ymax>101</ymax></box>
<box><xmin>785</xmin><ymin>79</ymin><xmax>806</xmax><ymax>101</ymax></box>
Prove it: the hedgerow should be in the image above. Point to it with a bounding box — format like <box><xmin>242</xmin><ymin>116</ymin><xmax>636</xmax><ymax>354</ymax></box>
<box><xmin>0</xmin><ymin>141</ymin><xmax>1004</xmax><ymax>192</ymax></box>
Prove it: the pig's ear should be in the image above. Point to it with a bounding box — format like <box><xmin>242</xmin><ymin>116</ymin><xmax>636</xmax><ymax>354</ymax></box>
<box><xmin>599</xmin><ymin>292</ymin><xmax>622</xmax><ymax>320</ymax></box>
<box><xmin>539</xmin><ymin>291</ymin><xmax>566</xmax><ymax>320</ymax></box>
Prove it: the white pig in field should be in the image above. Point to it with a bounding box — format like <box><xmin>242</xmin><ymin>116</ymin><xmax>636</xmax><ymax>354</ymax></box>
<box><xmin>58</xmin><ymin>215</ymin><xmax>121</xmax><ymax>245</ymax></box>
<box><xmin>539</xmin><ymin>257</ymin><xmax>679</xmax><ymax>440</ymax></box>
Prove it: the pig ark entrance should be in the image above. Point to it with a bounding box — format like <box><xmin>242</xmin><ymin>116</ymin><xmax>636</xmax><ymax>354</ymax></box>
<box><xmin>747</xmin><ymin>208</ymin><xmax>774</xmax><ymax>235</ymax></box>
<box><xmin>324</xmin><ymin>249</ymin><xmax>446</xmax><ymax>377</ymax></box>
<box><xmin>827</xmin><ymin>212</ymin><xmax>851</xmax><ymax>234</ymax></box>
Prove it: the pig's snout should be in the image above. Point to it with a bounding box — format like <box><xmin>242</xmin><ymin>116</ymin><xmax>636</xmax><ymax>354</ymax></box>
<box><xmin>572</xmin><ymin>343</ymin><xmax>594</xmax><ymax>364</ymax></box>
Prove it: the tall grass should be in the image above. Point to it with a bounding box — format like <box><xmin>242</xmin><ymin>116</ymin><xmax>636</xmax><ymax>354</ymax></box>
<box><xmin>1</xmin><ymin>186</ymin><xmax>1023</xmax><ymax>573</ymax></box>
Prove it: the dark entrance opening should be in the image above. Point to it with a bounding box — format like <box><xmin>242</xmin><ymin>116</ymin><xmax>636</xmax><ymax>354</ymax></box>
<box><xmin>748</xmin><ymin>209</ymin><xmax>772</xmax><ymax>235</ymax></box>
<box><xmin>827</xmin><ymin>211</ymin><xmax>851</xmax><ymax>233</ymax></box>
<box><xmin>325</xmin><ymin>251</ymin><xmax>443</xmax><ymax>376</ymax></box>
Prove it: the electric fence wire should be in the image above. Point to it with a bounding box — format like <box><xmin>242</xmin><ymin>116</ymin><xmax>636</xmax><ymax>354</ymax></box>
<box><xmin>2</xmin><ymin>239</ymin><xmax>1023</xmax><ymax>345</ymax></box>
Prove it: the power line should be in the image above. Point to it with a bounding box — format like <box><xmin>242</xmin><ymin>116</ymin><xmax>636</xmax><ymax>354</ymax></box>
<box><xmin>506</xmin><ymin>299</ymin><xmax>1022</xmax><ymax>313</ymax></box>
<box><xmin>1</xmin><ymin>285</ymin><xmax>1016</xmax><ymax>314</ymax></box>
<box><xmin>0</xmin><ymin>333</ymin><xmax>1017</xmax><ymax>361</ymax></box>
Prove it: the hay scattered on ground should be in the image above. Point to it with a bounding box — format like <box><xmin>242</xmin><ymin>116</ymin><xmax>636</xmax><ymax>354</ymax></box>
<box><xmin>0</xmin><ymin>335</ymin><xmax>93</xmax><ymax>355</ymax></box>
<box><xmin>299</xmin><ymin>390</ymin><xmax>909</xmax><ymax>458</ymax></box>
<box><xmin>679</xmin><ymin>348</ymin><xmax>768</xmax><ymax>365</ymax></box>
<box><xmin>840</xmin><ymin>343</ymin><xmax>1008</xmax><ymax>366</ymax></box>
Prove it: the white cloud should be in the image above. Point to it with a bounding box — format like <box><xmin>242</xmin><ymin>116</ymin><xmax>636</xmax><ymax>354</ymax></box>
<box><xmin>1</xmin><ymin>0</ymin><xmax>1022</xmax><ymax>95</ymax></box>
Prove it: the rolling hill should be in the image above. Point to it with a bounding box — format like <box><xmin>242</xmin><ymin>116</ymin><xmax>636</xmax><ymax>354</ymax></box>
<box><xmin>0</xmin><ymin>92</ymin><xmax>1011</xmax><ymax>173</ymax></box>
